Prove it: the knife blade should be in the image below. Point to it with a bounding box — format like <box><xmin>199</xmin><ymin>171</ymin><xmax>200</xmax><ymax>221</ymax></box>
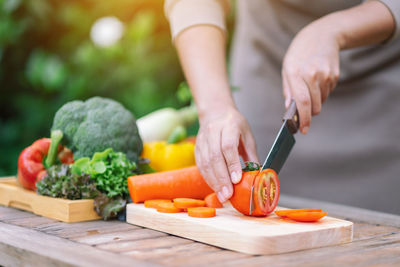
<box><xmin>249</xmin><ymin>100</ymin><xmax>299</xmax><ymax>215</ymax></box>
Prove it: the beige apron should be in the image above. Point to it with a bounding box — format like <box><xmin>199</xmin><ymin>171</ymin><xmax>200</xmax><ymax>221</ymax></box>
<box><xmin>231</xmin><ymin>0</ymin><xmax>400</xmax><ymax>214</ymax></box>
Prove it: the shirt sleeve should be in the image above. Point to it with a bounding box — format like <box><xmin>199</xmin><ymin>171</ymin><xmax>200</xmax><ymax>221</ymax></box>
<box><xmin>164</xmin><ymin>0</ymin><xmax>230</xmax><ymax>41</ymax></box>
<box><xmin>370</xmin><ymin>0</ymin><xmax>400</xmax><ymax>41</ymax></box>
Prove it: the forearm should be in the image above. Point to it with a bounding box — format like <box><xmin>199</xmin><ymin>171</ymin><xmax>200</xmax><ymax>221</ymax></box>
<box><xmin>313</xmin><ymin>1</ymin><xmax>395</xmax><ymax>50</ymax></box>
<box><xmin>175</xmin><ymin>25</ymin><xmax>234</xmax><ymax>120</ymax></box>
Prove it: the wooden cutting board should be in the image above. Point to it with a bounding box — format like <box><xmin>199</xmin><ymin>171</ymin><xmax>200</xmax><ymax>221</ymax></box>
<box><xmin>126</xmin><ymin>203</ymin><xmax>353</xmax><ymax>255</ymax></box>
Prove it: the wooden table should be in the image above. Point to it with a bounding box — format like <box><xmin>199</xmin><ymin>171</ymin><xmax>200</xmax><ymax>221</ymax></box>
<box><xmin>1</xmin><ymin>195</ymin><xmax>400</xmax><ymax>267</ymax></box>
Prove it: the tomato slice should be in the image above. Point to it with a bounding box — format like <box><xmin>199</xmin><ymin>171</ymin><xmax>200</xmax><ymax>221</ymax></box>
<box><xmin>275</xmin><ymin>209</ymin><xmax>323</xmax><ymax>218</ymax></box>
<box><xmin>253</xmin><ymin>169</ymin><xmax>280</xmax><ymax>215</ymax></box>
<box><xmin>285</xmin><ymin>211</ymin><xmax>328</xmax><ymax>222</ymax></box>
<box><xmin>230</xmin><ymin>169</ymin><xmax>280</xmax><ymax>217</ymax></box>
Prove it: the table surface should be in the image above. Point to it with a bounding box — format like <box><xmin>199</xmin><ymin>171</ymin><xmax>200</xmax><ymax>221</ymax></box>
<box><xmin>1</xmin><ymin>194</ymin><xmax>400</xmax><ymax>267</ymax></box>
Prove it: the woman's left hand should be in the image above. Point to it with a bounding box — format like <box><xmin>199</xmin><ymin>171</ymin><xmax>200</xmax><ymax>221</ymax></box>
<box><xmin>282</xmin><ymin>21</ymin><xmax>340</xmax><ymax>134</ymax></box>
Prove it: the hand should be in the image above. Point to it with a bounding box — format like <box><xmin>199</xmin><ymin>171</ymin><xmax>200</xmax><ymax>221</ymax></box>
<box><xmin>282</xmin><ymin>21</ymin><xmax>340</xmax><ymax>134</ymax></box>
<box><xmin>195</xmin><ymin>106</ymin><xmax>259</xmax><ymax>203</ymax></box>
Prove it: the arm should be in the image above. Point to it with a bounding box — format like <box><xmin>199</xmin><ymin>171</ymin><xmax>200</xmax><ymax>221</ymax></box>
<box><xmin>175</xmin><ymin>25</ymin><xmax>258</xmax><ymax>203</ymax></box>
<box><xmin>283</xmin><ymin>0</ymin><xmax>396</xmax><ymax>133</ymax></box>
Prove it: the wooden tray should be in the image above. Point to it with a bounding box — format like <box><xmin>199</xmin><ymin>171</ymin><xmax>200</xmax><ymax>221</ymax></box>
<box><xmin>0</xmin><ymin>177</ymin><xmax>100</xmax><ymax>223</ymax></box>
<box><xmin>127</xmin><ymin>203</ymin><xmax>353</xmax><ymax>255</ymax></box>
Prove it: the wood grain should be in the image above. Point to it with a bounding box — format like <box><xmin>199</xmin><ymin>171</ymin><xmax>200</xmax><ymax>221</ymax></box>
<box><xmin>0</xmin><ymin>177</ymin><xmax>100</xmax><ymax>222</ymax></box>
<box><xmin>126</xmin><ymin>203</ymin><xmax>353</xmax><ymax>255</ymax></box>
<box><xmin>35</xmin><ymin>220</ymin><xmax>138</xmax><ymax>239</ymax></box>
<box><xmin>122</xmin><ymin>241</ymin><xmax>220</xmax><ymax>260</ymax></box>
<box><xmin>0</xmin><ymin>222</ymin><xmax>159</xmax><ymax>267</ymax></box>
<box><xmin>215</xmin><ymin>232</ymin><xmax>400</xmax><ymax>267</ymax></box>
<box><xmin>74</xmin><ymin>228</ymin><xmax>167</xmax><ymax>245</ymax></box>
<box><xmin>2</xmin><ymin>192</ymin><xmax>400</xmax><ymax>266</ymax></box>
<box><xmin>279</xmin><ymin>194</ymin><xmax>400</xmax><ymax>227</ymax></box>
<box><xmin>97</xmin><ymin>235</ymin><xmax>191</xmax><ymax>253</ymax></box>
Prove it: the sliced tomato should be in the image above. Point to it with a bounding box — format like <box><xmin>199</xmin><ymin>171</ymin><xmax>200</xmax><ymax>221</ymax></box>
<box><xmin>230</xmin><ymin>169</ymin><xmax>280</xmax><ymax>217</ymax></box>
<box><xmin>275</xmin><ymin>209</ymin><xmax>323</xmax><ymax>218</ymax></box>
<box><xmin>253</xmin><ymin>169</ymin><xmax>280</xmax><ymax>215</ymax></box>
<box><xmin>285</xmin><ymin>211</ymin><xmax>328</xmax><ymax>222</ymax></box>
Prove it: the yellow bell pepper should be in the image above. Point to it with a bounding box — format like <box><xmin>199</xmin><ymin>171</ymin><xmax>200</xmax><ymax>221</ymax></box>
<box><xmin>141</xmin><ymin>141</ymin><xmax>195</xmax><ymax>172</ymax></box>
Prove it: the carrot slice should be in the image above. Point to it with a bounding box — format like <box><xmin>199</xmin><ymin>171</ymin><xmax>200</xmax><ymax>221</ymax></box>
<box><xmin>285</xmin><ymin>212</ymin><xmax>328</xmax><ymax>222</ymax></box>
<box><xmin>173</xmin><ymin>198</ymin><xmax>206</xmax><ymax>209</ymax></box>
<box><xmin>204</xmin><ymin>193</ymin><xmax>223</xmax><ymax>208</ymax></box>
<box><xmin>144</xmin><ymin>199</ymin><xmax>171</xmax><ymax>209</ymax></box>
<box><xmin>187</xmin><ymin>207</ymin><xmax>216</xmax><ymax>218</ymax></box>
<box><xmin>156</xmin><ymin>202</ymin><xmax>183</xmax><ymax>213</ymax></box>
<box><xmin>275</xmin><ymin>209</ymin><xmax>322</xmax><ymax>218</ymax></box>
<box><xmin>127</xmin><ymin>166</ymin><xmax>213</xmax><ymax>203</ymax></box>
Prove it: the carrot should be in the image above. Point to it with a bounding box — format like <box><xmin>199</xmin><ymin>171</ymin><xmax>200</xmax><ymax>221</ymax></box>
<box><xmin>156</xmin><ymin>202</ymin><xmax>183</xmax><ymax>213</ymax></box>
<box><xmin>144</xmin><ymin>199</ymin><xmax>171</xmax><ymax>209</ymax></box>
<box><xmin>127</xmin><ymin>166</ymin><xmax>213</xmax><ymax>203</ymax></box>
<box><xmin>204</xmin><ymin>193</ymin><xmax>223</xmax><ymax>208</ymax></box>
<box><xmin>285</xmin><ymin>212</ymin><xmax>328</xmax><ymax>222</ymax></box>
<box><xmin>187</xmin><ymin>207</ymin><xmax>216</xmax><ymax>218</ymax></box>
<box><xmin>173</xmin><ymin>198</ymin><xmax>206</xmax><ymax>209</ymax></box>
<box><xmin>275</xmin><ymin>209</ymin><xmax>322</xmax><ymax>218</ymax></box>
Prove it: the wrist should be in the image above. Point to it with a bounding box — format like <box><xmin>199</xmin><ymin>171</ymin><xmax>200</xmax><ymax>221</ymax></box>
<box><xmin>313</xmin><ymin>1</ymin><xmax>396</xmax><ymax>50</ymax></box>
<box><xmin>197</xmin><ymin>102</ymin><xmax>237</xmax><ymax>123</ymax></box>
<box><xmin>193</xmin><ymin>84</ymin><xmax>237</xmax><ymax>120</ymax></box>
<box><xmin>308</xmin><ymin>14</ymin><xmax>345</xmax><ymax>50</ymax></box>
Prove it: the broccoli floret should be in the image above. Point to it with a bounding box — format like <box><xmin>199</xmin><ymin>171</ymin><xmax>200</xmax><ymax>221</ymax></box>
<box><xmin>52</xmin><ymin>97</ymin><xmax>143</xmax><ymax>162</ymax></box>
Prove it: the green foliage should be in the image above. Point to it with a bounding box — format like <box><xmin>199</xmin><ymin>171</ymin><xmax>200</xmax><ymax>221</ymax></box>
<box><xmin>176</xmin><ymin>81</ymin><xmax>193</xmax><ymax>104</ymax></box>
<box><xmin>36</xmin><ymin>164</ymin><xmax>99</xmax><ymax>200</ymax></box>
<box><xmin>52</xmin><ymin>96</ymin><xmax>143</xmax><ymax>162</ymax></box>
<box><xmin>0</xmin><ymin>0</ymin><xmax>185</xmax><ymax>176</ymax></box>
<box><xmin>242</xmin><ymin>161</ymin><xmax>261</xmax><ymax>171</ymax></box>
<box><xmin>93</xmin><ymin>194</ymin><xmax>127</xmax><ymax>221</ymax></box>
<box><xmin>71</xmin><ymin>147</ymin><xmax>138</xmax><ymax>220</ymax></box>
<box><xmin>72</xmin><ymin>148</ymin><xmax>136</xmax><ymax>198</ymax></box>
<box><xmin>167</xmin><ymin>125</ymin><xmax>187</xmax><ymax>144</ymax></box>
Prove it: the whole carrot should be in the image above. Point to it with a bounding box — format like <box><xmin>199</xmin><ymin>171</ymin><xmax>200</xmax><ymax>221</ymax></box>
<box><xmin>128</xmin><ymin>166</ymin><xmax>213</xmax><ymax>203</ymax></box>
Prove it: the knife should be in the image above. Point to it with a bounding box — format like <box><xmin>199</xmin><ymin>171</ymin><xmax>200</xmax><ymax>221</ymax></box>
<box><xmin>249</xmin><ymin>100</ymin><xmax>299</xmax><ymax>215</ymax></box>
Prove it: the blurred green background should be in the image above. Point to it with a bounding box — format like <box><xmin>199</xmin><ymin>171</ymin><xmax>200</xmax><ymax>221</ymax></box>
<box><xmin>0</xmin><ymin>0</ymin><xmax>235</xmax><ymax>176</ymax></box>
<box><xmin>0</xmin><ymin>0</ymin><xmax>182</xmax><ymax>176</ymax></box>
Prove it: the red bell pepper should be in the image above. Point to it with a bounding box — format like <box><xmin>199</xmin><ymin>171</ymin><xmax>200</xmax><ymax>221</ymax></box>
<box><xmin>17</xmin><ymin>130</ymin><xmax>74</xmax><ymax>190</ymax></box>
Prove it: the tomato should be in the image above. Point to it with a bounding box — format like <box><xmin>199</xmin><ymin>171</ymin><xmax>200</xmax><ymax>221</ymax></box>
<box><xmin>285</xmin><ymin>211</ymin><xmax>328</xmax><ymax>222</ymax></box>
<box><xmin>230</xmin><ymin>169</ymin><xmax>280</xmax><ymax>217</ymax></box>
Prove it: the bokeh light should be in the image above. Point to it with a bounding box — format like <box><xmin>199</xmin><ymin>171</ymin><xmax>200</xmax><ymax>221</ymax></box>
<box><xmin>90</xmin><ymin>16</ymin><xmax>124</xmax><ymax>48</ymax></box>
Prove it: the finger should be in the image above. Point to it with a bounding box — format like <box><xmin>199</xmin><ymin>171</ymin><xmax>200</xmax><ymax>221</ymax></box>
<box><xmin>282</xmin><ymin>72</ymin><xmax>292</xmax><ymax>108</ymax></box>
<box><xmin>240</xmin><ymin>131</ymin><xmax>259</xmax><ymax>163</ymax></box>
<box><xmin>303</xmin><ymin>77</ymin><xmax>321</xmax><ymax>116</ymax></box>
<box><xmin>221</xmin><ymin>126</ymin><xmax>242</xmax><ymax>184</ymax></box>
<box><xmin>321</xmin><ymin>67</ymin><xmax>339</xmax><ymax>103</ymax></box>
<box><xmin>332</xmin><ymin>63</ymin><xmax>340</xmax><ymax>90</ymax></box>
<box><xmin>287</xmin><ymin>75</ymin><xmax>312</xmax><ymax>134</ymax></box>
<box><xmin>207</xmin><ymin>127</ymin><xmax>233</xmax><ymax>202</ymax></box>
<box><xmin>195</xmin><ymin>133</ymin><xmax>221</xmax><ymax>198</ymax></box>
<box><xmin>321</xmin><ymin>78</ymin><xmax>332</xmax><ymax>104</ymax></box>
<box><xmin>330</xmin><ymin>69</ymin><xmax>339</xmax><ymax>93</ymax></box>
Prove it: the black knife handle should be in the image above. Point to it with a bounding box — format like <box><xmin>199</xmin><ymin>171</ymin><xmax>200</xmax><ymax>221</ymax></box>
<box><xmin>283</xmin><ymin>100</ymin><xmax>299</xmax><ymax>134</ymax></box>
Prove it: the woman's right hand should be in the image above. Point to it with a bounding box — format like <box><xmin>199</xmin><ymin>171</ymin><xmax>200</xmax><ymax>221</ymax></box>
<box><xmin>173</xmin><ymin>24</ymin><xmax>258</xmax><ymax>202</ymax></box>
<box><xmin>195</xmin><ymin>106</ymin><xmax>259</xmax><ymax>203</ymax></box>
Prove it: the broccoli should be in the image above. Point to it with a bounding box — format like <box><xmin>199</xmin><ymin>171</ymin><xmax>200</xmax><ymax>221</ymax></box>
<box><xmin>51</xmin><ymin>96</ymin><xmax>143</xmax><ymax>162</ymax></box>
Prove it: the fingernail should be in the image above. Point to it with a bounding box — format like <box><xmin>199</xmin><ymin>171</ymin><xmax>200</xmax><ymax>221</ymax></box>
<box><xmin>222</xmin><ymin>186</ymin><xmax>230</xmax><ymax>199</ymax></box>
<box><xmin>217</xmin><ymin>191</ymin><xmax>225</xmax><ymax>203</ymax></box>
<box><xmin>302</xmin><ymin>126</ymin><xmax>309</xmax><ymax>134</ymax></box>
<box><xmin>231</xmin><ymin>172</ymin><xmax>240</xmax><ymax>184</ymax></box>
<box><xmin>285</xmin><ymin>99</ymin><xmax>290</xmax><ymax>108</ymax></box>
